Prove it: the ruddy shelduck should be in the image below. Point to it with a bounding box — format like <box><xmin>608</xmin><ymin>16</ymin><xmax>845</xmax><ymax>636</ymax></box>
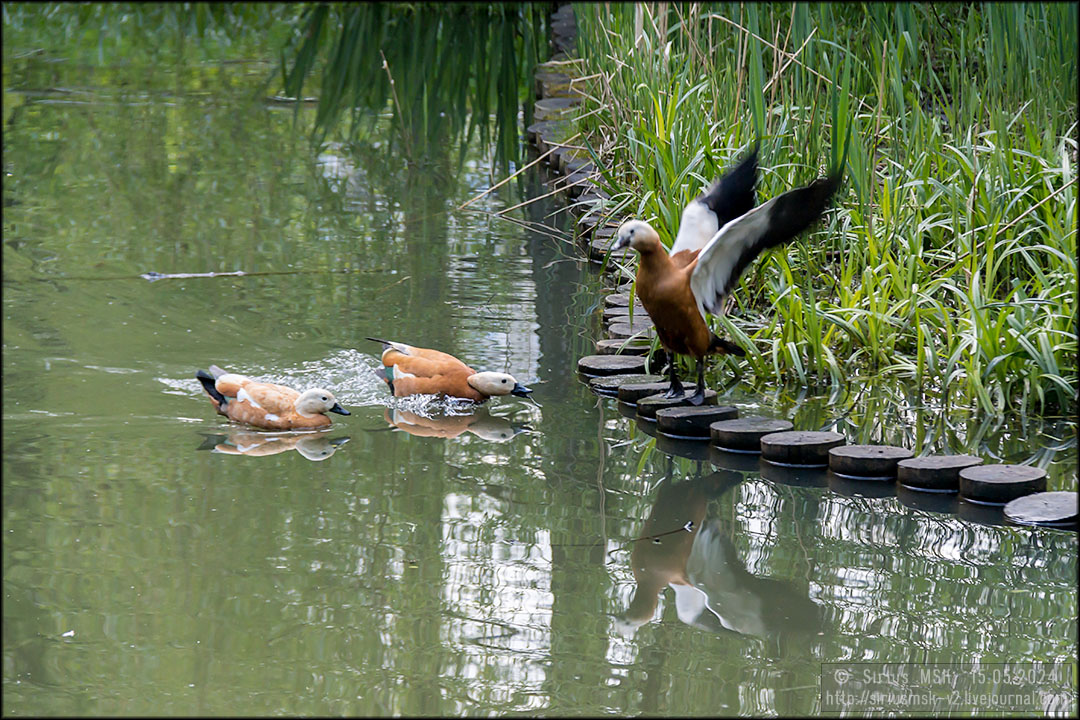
<box><xmin>366</xmin><ymin>337</ymin><xmax>533</xmax><ymax>402</ymax></box>
<box><xmin>614</xmin><ymin>169</ymin><xmax>841</xmax><ymax>404</ymax></box>
<box><xmin>196</xmin><ymin>365</ymin><xmax>350</xmax><ymax>430</ymax></box>
<box><xmin>668</xmin><ymin>145</ymin><xmax>759</xmax><ymax>257</ymax></box>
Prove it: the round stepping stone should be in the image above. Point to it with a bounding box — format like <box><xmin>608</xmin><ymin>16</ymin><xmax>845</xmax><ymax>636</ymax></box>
<box><xmin>829</xmin><ymin>444</ymin><xmax>914</xmax><ymax>480</ymax></box>
<box><xmin>656</xmin><ymin>433</ymin><xmax>711</xmax><ymax>461</ymax></box>
<box><xmin>1004</xmin><ymin>492</ymin><xmax>1078</xmax><ymax>529</ymax></box>
<box><xmin>657</xmin><ymin>405</ymin><xmax>739</xmax><ymax>440</ymax></box>
<box><xmin>828</xmin><ymin>471</ymin><xmax>898</xmax><ymax>499</ymax></box>
<box><xmin>633</xmin><ymin>416</ymin><xmax>659</xmax><ymax>438</ymax></box>
<box><xmin>617</xmin><ymin>381</ymin><xmax>674</xmax><ymax>405</ymax></box>
<box><xmin>616</xmin><ymin>400</ymin><xmax>638</xmax><ymax>419</ymax></box>
<box><xmin>710</xmin><ymin>416</ymin><xmax>794</xmax><ymax>453</ymax></box>
<box><xmin>897</xmin><ymin>485</ymin><xmax>960</xmax><ymax>515</ymax></box>
<box><xmin>959</xmin><ymin>464</ymin><xmax>1047</xmax><ymax>505</ymax></box>
<box><xmin>608</xmin><ymin>318</ymin><xmax>654</xmax><ymax>339</ymax></box>
<box><xmin>604</xmin><ymin>293</ymin><xmax>632</xmax><ymax>308</ymax></box>
<box><xmin>595</xmin><ymin>338</ymin><xmax>653</xmax><ymax>356</ymax></box>
<box><xmin>759</xmin><ymin>461</ymin><xmax>829</xmax><ymax>488</ymax></box>
<box><xmin>897</xmin><ymin>455</ymin><xmax>984</xmax><ymax>493</ymax></box>
<box><xmin>709</xmin><ymin>446</ymin><xmax>763</xmax><ymax>473</ymax></box>
<box><xmin>534</xmin><ymin>96</ymin><xmax>580</xmax><ymax>120</ymax></box>
<box><xmin>760</xmin><ymin>431</ymin><xmax>846</xmax><ymax>467</ymax></box>
<box><xmin>587</xmin><ymin>373</ymin><xmax>663</xmax><ymax>396</ymax></box>
<box><xmin>576</xmin><ymin>354</ymin><xmax>648</xmax><ymax>378</ymax></box>
<box><xmin>957</xmin><ymin>499</ymin><xmax>1007</xmax><ymax>526</ymax></box>
<box><xmin>603</xmin><ymin>305</ymin><xmax>646</xmax><ymax>322</ymax></box>
<box><xmin>636</xmin><ymin>391</ymin><xmax>718</xmax><ymax>421</ymax></box>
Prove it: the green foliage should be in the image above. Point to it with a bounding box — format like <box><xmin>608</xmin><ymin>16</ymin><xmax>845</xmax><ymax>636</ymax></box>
<box><xmin>575</xmin><ymin>2</ymin><xmax>1077</xmax><ymax>416</ymax></box>
<box><xmin>278</xmin><ymin>3</ymin><xmax>548</xmax><ymax>170</ymax></box>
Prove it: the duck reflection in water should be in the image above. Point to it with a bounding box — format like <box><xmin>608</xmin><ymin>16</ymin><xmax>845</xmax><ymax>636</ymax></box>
<box><xmin>617</xmin><ymin>467</ymin><xmax>821</xmax><ymax>642</ymax></box>
<box><xmin>384</xmin><ymin>406</ymin><xmax>531</xmax><ymax>442</ymax></box>
<box><xmin>197</xmin><ymin>430</ymin><xmax>350</xmax><ymax>461</ymax></box>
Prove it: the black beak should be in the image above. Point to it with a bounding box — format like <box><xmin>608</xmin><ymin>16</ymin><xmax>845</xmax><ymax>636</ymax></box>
<box><xmin>328</xmin><ymin>436</ymin><xmax>351</xmax><ymax>447</ymax></box>
<box><xmin>329</xmin><ymin>403</ymin><xmax>351</xmax><ymax>416</ymax></box>
<box><xmin>613</xmin><ymin>234</ymin><xmax>630</xmax><ymax>251</ymax></box>
<box><xmin>510</xmin><ymin>383</ymin><xmax>533</xmax><ymax>398</ymax></box>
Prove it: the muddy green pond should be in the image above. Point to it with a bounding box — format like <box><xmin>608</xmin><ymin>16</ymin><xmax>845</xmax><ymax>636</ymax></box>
<box><xmin>3</xmin><ymin>53</ymin><xmax>1077</xmax><ymax>716</ymax></box>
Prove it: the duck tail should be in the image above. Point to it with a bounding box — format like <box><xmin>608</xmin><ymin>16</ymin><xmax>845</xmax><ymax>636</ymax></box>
<box><xmin>196</xmin><ymin>369</ymin><xmax>227</xmax><ymax>407</ymax></box>
<box><xmin>709</xmin><ymin>334</ymin><xmax>746</xmax><ymax>357</ymax></box>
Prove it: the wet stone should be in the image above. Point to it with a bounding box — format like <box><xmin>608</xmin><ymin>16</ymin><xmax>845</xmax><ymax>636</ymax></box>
<box><xmin>957</xmin><ymin>499</ymin><xmax>1007</xmax><ymax>526</ymax></box>
<box><xmin>607</xmin><ymin>317</ymin><xmax>654</xmax><ymax>339</ymax></box>
<box><xmin>587</xmin><ymin>373</ymin><xmax>663</xmax><ymax>396</ymax></box>
<box><xmin>590</xmin><ymin>235</ymin><xmax>624</xmax><ymax>261</ymax></box>
<box><xmin>656</xmin><ymin>405</ymin><xmax>739</xmax><ymax>440</ymax></box>
<box><xmin>656</xmin><ymin>433</ymin><xmax>712</xmax><ymax>461</ymax></box>
<box><xmin>710</xmin><ymin>416</ymin><xmax>794</xmax><ymax>453</ymax></box>
<box><xmin>709</xmin><ymin>445</ymin><xmax>764</xmax><ymax>473</ymax></box>
<box><xmin>594</xmin><ymin>338</ymin><xmax>653</xmax><ymax>356</ymax></box>
<box><xmin>636</xmin><ymin>391</ymin><xmax>718</xmax><ymax>421</ymax></box>
<box><xmin>1003</xmin><ymin>492</ymin><xmax>1078</xmax><ymax>529</ymax></box>
<box><xmin>959</xmin><ymin>464</ymin><xmax>1047</xmax><ymax>506</ymax></box>
<box><xmin>897</xmin><ymin>454</ymin><xmax>984</xmax><ymax>493</ymax></box>
<box><xmin>828</xmin><ymin>471</ymin><xmax>898</xmax><ymax>499</ymax></box>
<box><xmin>604</xmin><ymin>293</ymin><xmax>632</xmax><ymax>308</ymax></box>
<box><xmin>828</xmin><ymin>444</ymin><xmax>914</xmax><ymax>480</ymax></box>
<box><xmin>576</xmin><ymin>354</ymin><xmax>648</xmax><ymax>378</ymax></box>
<box><xmin>760</xmin><ymin>431</ymin><xmax>846</xmax><ymax>467</ymax></box>
<box><xmin>897</xmin><ymin>484</ymin><xmax>961</xmax><ymax>515</ymax></box>
<box><xmin>617</xmin><ymin>381</ymin><xmax>674</xmax><ymax>405</ymax></box>
<box><xmin>602</xmin><ymin>305</ymin><xmax>646</xmax><ymax>322</ymax></box>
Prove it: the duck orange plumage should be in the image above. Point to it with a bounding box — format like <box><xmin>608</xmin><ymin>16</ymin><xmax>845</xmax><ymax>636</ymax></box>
<box><xmin>196</xmin><ymin>365</ymin><xmax>350</xmax><ymax>430</ymax></box>
<box><xmin>366</xmin><ymin>338</ymin><xmax>533</xmax><ymax>402</ymax></box>
<box><xmin>614</xmin><ymin>163</ymin><xmax>841</xmax><ymax>404</ymax></box>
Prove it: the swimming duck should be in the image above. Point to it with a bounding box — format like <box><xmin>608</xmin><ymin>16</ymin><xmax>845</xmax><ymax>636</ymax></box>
<box><xmin>614</xmin><ymin>170</ymin><xmax>841</xmax><ymax>404</ymax></box>
<box><xmin>367</xmin><ymin>338</ymin><xmax>533</xmax><ymax>402</ymax></box>
<box><xmin>668</xmin><ymin>145</ymin><xmax>759</xmax><ymax>257</ymax></box>
<box><xmin>195</xmin><ymin>365</ymin><xmax>350</xmax><ymax>430</ymax></box>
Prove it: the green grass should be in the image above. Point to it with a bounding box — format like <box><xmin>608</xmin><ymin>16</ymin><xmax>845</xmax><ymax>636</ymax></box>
<box><xmin>574</xmin><ymin>2</ymin><xmax>1077</xmax><ymax>416</ymax></box>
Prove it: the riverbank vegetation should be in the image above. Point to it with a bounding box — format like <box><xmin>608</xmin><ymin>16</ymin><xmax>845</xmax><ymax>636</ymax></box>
<box><xmin>573</xmin><ymin>3</ymin><xmax>1076</xmax><ymax>417</ymax></box>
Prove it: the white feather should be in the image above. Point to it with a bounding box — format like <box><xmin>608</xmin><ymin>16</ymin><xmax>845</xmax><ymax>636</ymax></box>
<box><xmin>236</xmin><ymin>387</ymin><xmax>263</xmax><ymax>409</ymax></box>
<box><xmin>669</xmin><ymin>200</ymin><xmax>718</xmax><ymax>256</ymax></box>
<box><xmin>688</xmin><ymin>194</ymin><xmax>778</xmax><ymax>320</ymax></box>
<box><xmin>381</xmin><ymin>341</ymin><xmax>412</xmax><ymax>358</ymax></box>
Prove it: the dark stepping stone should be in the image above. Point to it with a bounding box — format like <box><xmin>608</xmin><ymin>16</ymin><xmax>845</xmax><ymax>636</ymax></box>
<box><xmin>534</xmin><ymin>96</ymin><xmax>580</xmax><ymax>121</ymax></box>
<box><xmin>760</xmin><ymin>431</ymin><xmax>846</xmax><ymax>467</ymax></box>
<box><xmin>636</xmin><ymin>391</ymin><xmax>718</xmax><ymax>421</ymax></box>
<box><xmin>607</xmin><ymin>318</ymin><xmax>654</xmax><ymax>340</ymax></box>
<box><xmin>616</xmin><ymin>400</ymin><xmax>638</xmax><ymax>419</ymax></box>
<box><xmin>827</xmin><ymin>471</ymin><xmax>898</xmax><ymax>499</ymax></box>
<box><xmin>534</xmin><ymin>72</ymin><xmax>573</xmax><ymax>99</ymax></box>
<box><xmin>709</xmin><ymin>445</ymin><xmax>764</xmax><ymax>473</ymax></box>
<box><xmin>633</xmin><ymin>415</ymin><xmax>659</xmax><ymax>438</ymax></box>
<box><xmin>657</xmin><ymin>405</ymin><xmax>739</xmax><ymax>440</ymax></box>
<box><xmin>602</xmin><ymin>305</ymin><xmax>646</xmax><ymax>322</ymax></box>
<box><xmin>710</xmin><ymin>416</ymin><xmax>794</xmax><ymax>453</ymax></box>
<box><xmin>759</xmin><ymin>461</ymin><xmax>829</xmax><ymax>488</ymax></box>
<box><xmin>604</xmin><ymin>293</ymin><xmax>632</xmax><ymax>307</ymax></box>
<box><xmin>617</xmin><ymin>381</ymin><xmax>673</xmax><ymax>405</ymax></box>
<box><xmin>897</xmin><ymin>454</ymin><xmax>983</xmax><ymax>493</ymax></box>
<box><xmin>1004</xmin><ymin>492</ymin><xmax>1078</xmax><ymax>528</ymax></box>
<box><xmin>959</xmin><ymin>464</ymin><xmax>1047</xmax><ymax>506</ymax></box>
<box><xmin>591</xmin><ymin>235</ymin><xmax>627</xmax><ymax>261</ymax></box>
<box><xmin>656</xmin><ymin>433</ymin><xmax>711</xmax><ymax>461</ymax></box>
<box><xmin>829</xmin><ymin>444</ymin><xmax>914</xmax><ymax>480</ymax></box>
<box><xmin>957</xmin><ymin>499</ymin><xmax>1007</xmax><ymax>526</ymax></box>
<box><xmin>897</xmin><ymin>485</ymin><xmax>960</xmax><ymax>515</ymax></box>
<box><xmin>595</xmin><ymin>338</ymin><xmax>653</xmax><ymax>356</ymax></box>
<box><xmin>588</xmin><ymin>373</ymin><xmax>663</xmax><ymax>396</ymax></box>
<box><xmin>577</xmin><ymin>354</ymin><xmax>648</xmax><ymax>378</ymax></box>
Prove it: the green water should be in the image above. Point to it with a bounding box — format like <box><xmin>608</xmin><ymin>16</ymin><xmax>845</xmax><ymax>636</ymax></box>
<box><xmin>3</xmin><ymin>27</ymin><xmax>1078</xmax><ymax>718</ymax></box>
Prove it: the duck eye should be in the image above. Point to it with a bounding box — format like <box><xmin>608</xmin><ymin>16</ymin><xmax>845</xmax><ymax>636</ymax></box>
<box><xmin>321</xmin><ymin>396</ymin><xmax>328</xmax><ymax>401</ymax></box>
<box><xmin>502</xmin><ymin>379</ymin><xmax>507</xmax><ymax>384</ymax></box>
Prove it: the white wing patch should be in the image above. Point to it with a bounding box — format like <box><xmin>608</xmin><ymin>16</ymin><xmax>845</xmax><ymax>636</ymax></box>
<box><xmin>236</xmin><ymin>387</ymin><xmax>264</xmax><ymax>409</ymax></box>
<box><xmin>264</xmin><ymin>413</ymin><xmax>280</xmax><ymax>423</ymax></box>
<box><xmin>381</xmin><ymin>341</ymin><xmax>412</xmax><ymax>358</ymax></box>
<box><xmin>689</xmin><ymin>196</ymin><xmax>776</xmax><ymax>319</ymax></box>
<box><xmin>669</xmin><ymin>201</ymin><xmax>718</xmax><ymax>256</ymax></box>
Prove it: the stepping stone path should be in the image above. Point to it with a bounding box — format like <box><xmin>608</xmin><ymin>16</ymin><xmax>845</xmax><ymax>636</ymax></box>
<box><xmin>897</xmin><ymin>485</ymin><xmax>960</xmax><ymax>515</ymax></box>
<box><xmin>1004</xmin><ymin>492</ymin><xmax>1078</xmax><ymax>529</ymax></box>
<box><xmin>577</xmin><ymin>354</ymin><xmax>648</xmax><ymax>377</ymax></box>
<box><xmin>710</xmin><ymin>416</ymin><xmax>794</xmax><ymax>453</ymax></box>
<box><xmin>759</xmin><ymin>461</ymin><xmax>830</xmax><ymax>488</ymax></box>
<box><xmin>897</xmin><ymin>455</ymin><xmax>984</xmax><ymax>493</ymax></box>
<box><xmin>637</xmin><ymin>391</ymin><xmax>718</xmax><ymax>421</ymax></box>
<box><xmin>656</xmin><ymin>434</ymin><xmax>712</xmax><ymax>461</ymax></box>
<box><xmin>588</xmin><ymin>373</ymin><xmax>663</xmax><ymax>396</ymax></box>
<box><xmin>760</xmin><ymin>431</ymin><xmax>846</xmax><ymax>467</ymax></box>
<box><xmin>617</xmin><ymin>381</ymin><xmax>674</xmax><ymax>405</ymax></box>
<box><xmin>959</xmin><ymin>464</ymin><xmax>1047</xmax><ymax>505</ymax></box>
<box><xmin>656</xmin><ymin>405</ymin><xmax>738</xmax><ymax>440</ymax></box>
<box><xmin>829</xmin><ymin>444</ymin><xmax>914</xmax><ymax>480</ymax></box>
<box><xmin>607</xmin><ymin>317</ymin><xmax>654</xmax><ymax>339</ymax></box>
<box><xmin>594</xmin><ymin>338</ymin><xmax>653</xmax><ymax>356</ymax></box>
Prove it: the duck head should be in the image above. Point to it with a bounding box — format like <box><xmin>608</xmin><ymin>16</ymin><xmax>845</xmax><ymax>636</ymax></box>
<box><xmin>295</xmin><ymin>388</ymin><xmax>351</xmax><ymax>417</ymax></box>
<box><xmin>613</xmin><ymin>220</ymin><xmax>663</xmax><ymax>253</ymax></box>
<box><xmin>467</xmin><ymin>371</ymin><xmax>533</xmax><ymax>398</ymax></box>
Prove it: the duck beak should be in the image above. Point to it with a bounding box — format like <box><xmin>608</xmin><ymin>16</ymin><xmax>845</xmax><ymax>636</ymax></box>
<box><xmin>329</xmin><ymin>403</ymin><xmax>351</xmax><ymax>415</ymax></box>
<box><xmin>613</xmin><ymin>233</ymin><xmax>630</xmax><ymax>251</ymax></box>
<box><xmin>510</xmin><ymin>383</ymin><xmax>533</xmax><ymax>398</ymax></box>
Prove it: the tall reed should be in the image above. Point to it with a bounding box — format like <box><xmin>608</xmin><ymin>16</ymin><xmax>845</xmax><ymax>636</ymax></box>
<box><xmin>575</xmin><ymin>2</ymin><xmax>1076</xmax><ymax>416</ymax></box>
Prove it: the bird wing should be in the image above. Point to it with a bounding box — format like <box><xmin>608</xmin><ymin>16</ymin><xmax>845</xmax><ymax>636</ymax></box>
<box><xmin>689</xmin><ymin>174</ymin><xmax>840</xmax><ymax>319</ymax></box>
<box><xmin>239</xmin><ymin>380</ymin><xmax>301</xmax><ymax>415</ymax></box>
<box><xmin>669</xmin><ymin>146</ymin><xmax>759</xmax><ymax>256</ymax></box>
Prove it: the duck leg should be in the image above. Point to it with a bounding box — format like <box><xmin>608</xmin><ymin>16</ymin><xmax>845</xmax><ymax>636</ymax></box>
<box><xmin>664</xmin><ymin>357</ymin><xmax>685</xmax><ymax>398</ymax></box>
<box><xmin>687</xmin><ymin>358</ymin><xmax>707</xmax><ymax>406</ymax></box>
